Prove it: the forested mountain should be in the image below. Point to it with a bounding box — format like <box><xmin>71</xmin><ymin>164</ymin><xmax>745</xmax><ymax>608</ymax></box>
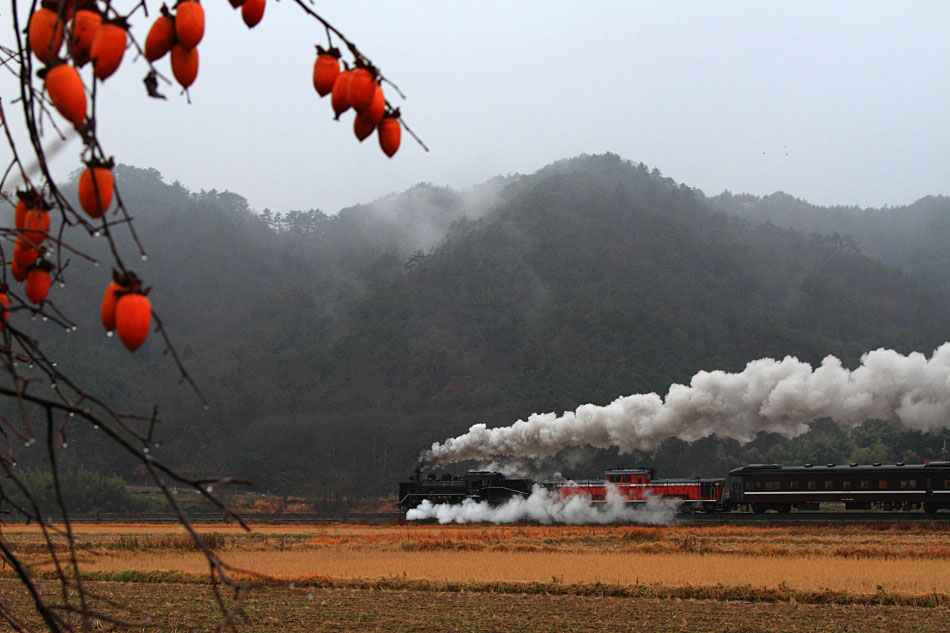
<box><xmin>710</xmin><ymin>191</ymin><xmax>950</xmax><ymax>290</ymax></box>
<box><xmin>10</xmin><ymin>155</ymin><xmax>950</xmax><ymax>505</ymax></box>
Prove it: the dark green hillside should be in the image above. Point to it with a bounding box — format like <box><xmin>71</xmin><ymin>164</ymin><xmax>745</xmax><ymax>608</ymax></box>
<box><xmin>9</xmin><ymin>156</ymin><xmax>949</xmax><ymax>502</ymax></box>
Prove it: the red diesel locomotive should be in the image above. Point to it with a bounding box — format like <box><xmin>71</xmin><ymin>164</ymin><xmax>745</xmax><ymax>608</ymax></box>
<box><xmin>545</xmin><ymin>467</ymin><xmax>725</xmax><ymax>513</ymax></box>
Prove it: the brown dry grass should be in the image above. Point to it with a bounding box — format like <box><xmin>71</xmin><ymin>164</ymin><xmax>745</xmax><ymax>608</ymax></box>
<box><xmin>6</xmin><ymin>522</ymin><xmax>950</xmax><ymax>598</ymax></box>
<box><xmin>8</xmin><ymin>521</ymin><xmax>950</xmax><ymax>557</ymax></box>
<box><xmin>24</xmin><ymin>548</ymin><xmax>947</xmax><ymax>595</ymax></box>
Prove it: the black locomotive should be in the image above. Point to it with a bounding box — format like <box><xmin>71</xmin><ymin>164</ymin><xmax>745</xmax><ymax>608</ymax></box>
<box><xmin>397</xmin><ymin>470</ymin><xmax>534</xmax><ymax>511</ymax></box>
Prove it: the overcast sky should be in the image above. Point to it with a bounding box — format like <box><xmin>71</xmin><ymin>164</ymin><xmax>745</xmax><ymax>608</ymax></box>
<box><xmin>8</xmin><ymin>1</ymin><xmax>950</xmax><ymax>214</ymax></box>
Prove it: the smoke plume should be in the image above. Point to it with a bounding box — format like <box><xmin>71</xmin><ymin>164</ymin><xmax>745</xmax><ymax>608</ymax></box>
<box><xmin>405</xmin><ymin>484</ymin><xmax>681</xmax><ymax>525</ymax></box>
<box><xmin>421</xmin><ymin>344</ymin><xmax>950</xmax><ymax>467</ymax></box>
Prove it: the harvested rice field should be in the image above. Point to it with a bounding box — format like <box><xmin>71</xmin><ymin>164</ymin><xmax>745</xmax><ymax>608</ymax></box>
<box><xmin>2</xmin><ymin>522</ymin><xmax>949</xmax><ymax>631</ymax></box>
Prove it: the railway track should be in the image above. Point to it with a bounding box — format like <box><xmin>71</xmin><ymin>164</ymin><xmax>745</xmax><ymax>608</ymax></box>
<box><xmin>6</xmin><ymin>510</ymin><xmax>949</xmax><ymax>525</ymax></box>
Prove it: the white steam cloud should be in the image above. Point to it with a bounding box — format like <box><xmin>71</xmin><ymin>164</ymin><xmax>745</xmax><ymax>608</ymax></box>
<box><xmin>405</xmin><ymin>484</ymin><xmax>680</xmax><ymax>525</ymax></box>
<box><xmin>421</xmin><ymin>344</ymin><xmax>950</xmax><ymax>467</ymax></box>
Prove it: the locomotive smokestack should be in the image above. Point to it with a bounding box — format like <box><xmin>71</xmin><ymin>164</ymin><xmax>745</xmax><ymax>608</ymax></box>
<box><xmin>420</xmin><ymin>343</ymin><xmax>950</xmax><ymax>467</ymax></box>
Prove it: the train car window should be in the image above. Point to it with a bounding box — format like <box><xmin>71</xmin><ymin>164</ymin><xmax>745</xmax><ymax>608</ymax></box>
<box><xmin>842</xmin><ymin>480</ymin><xmax>853</xmax><ymax>490</ymax></box>
<box><xmin>945</xmin><ymin>479</ymin><xmax>950</xmax><ymax>489</ymax></box>
<box><xmin>789</xmin><ymin>481</ymin><xmax>799</xmax><ymax>490</ymax></box>
<box><xmin>765</xmin><ymin>481</ymin><xmax>779</xmax><ymax>490</ymax></box>
<box><xmin>900</xmin><ymin>480</ymin><xmax>917</xmax><ymax>489</ymax></box>
<box><xmin>807</xmin><ymin>481</ymin><xmax>816</xmax><ymax>490</ymax></box>
<box><xmin>824</xmin><ymin>480</ymin><xmax>835</xmax><ymax>490</ymax></box>
<box><xmin>860</xmin><ymin>480</ymin><xmax>871</xmax><ymax>490</ymax></box>
<box><xmin>879</xmin><ymin>480</ymin><xmax>888</xmax><ymax>490</ymax></box>
<box><xmin>744</xmin><ymin>480</ymin><xmax>762</xmax><ymax>491</ymax></box>
<box><xmin>608</xmin><ymin>475</ymin><xmax>619</xmax><ymax>483</ymax></box>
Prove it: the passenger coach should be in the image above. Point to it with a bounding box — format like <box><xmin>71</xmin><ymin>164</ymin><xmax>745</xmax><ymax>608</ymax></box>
<box><xmin>728</xmin><ymin>462</ymin><xmax>950</xmax><ymax>513</ymax></box>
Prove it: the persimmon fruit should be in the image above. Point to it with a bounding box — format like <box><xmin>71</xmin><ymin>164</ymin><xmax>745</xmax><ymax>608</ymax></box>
<box><xmin>15</xmin><ymin>200</ymin><xmax>27</xmax><ymax>230</ymax></box>
<box><xmin>22</xmin><ymin>208</ymin><xmax>51</xmax><ymax>246</ymax></box>
<box><xmin>115</xmin><ymin>293</ymin><xmax>151</xmax><ymax>351</ymax></box>
<box><xmin>0</xmin><ymin>293</ymin><xmax>8</xmax><ymax>331</ymax></box>
<box><xmin>145</xmin><ymin>15</ymin><xmax>175</xmax><ymax>62</ymax></box>
<box><xmin>312</xmin><ymin>53</ymin><xmax>340</xmax><ymax>97</ymax></box>
<box><xmin>10</xmin><ymin>260</ymin><xmax>28</xmax><ymax>283</ymax></box>
<box><xmin>347</xmin><ymin>68</ymin><xmax>376</xmax><ymax>114</ymax></box>
<box><xmin>353</xmin><ymin>114</ymin><xmax>375</xmax><ymax>142</ymax></box>
<box><xmin>378</xmin><ymin>115</ymin><xmax>401</xmax><ymax>157</ymax></box>
<box><xmin>175</xmin><ymin>1</ymin><xmax>204</xmax><ymax>48</ymax></box>
<box><xmin>78</xmin><ymin>164</ymin><xmax>114</xmax><ymax>218</ymax></box>
<box><xmin>241</xmin><ymin>0</ymin><xmax>265</xmax><ymax>28</ymax></box>
<box><xmin>100</xmin><ymin>280</ymin><xmax>124</xmax><ymax>332</ymax></box>
<box><xmin>28</xmin><ymin>7</ymin><xmax>64</xmax><ymax>65</ymax></box>
<box><xmin>331</xmin><ymin>69</ymin><xmax>353</xmax><ymax>117</ymax></box>
<box><xmin>44</xmin><ymin>63</ymin><xmax>87</xmax><ymax>126</ymax></box>
<box><xmin>69</xmin><ymin>9</ymin><xmax>101</xmax><ymax>66</ymax></box>
<box><xmin>14</xmin><ymin>237</ymin><xmax>39</xmax><ymax>269</ymax></box>
<box><xmin>90</xmin><ymin>22</ymin><xmax>127</xmax><ymax>80</ymax></box>
<box><xmin>171</xmin><ymin>44</ymin><xmax>199</xmax><ymax>89</ymax></box>
<box><xmin>363</xmin><ymin>83</ymin><xmax>385</xmax><ymax>125</ymax></box>
<box><xmin>25</xmin><ymin>268</ymin><xmax>51</xmax><ymax>304</ymax></box>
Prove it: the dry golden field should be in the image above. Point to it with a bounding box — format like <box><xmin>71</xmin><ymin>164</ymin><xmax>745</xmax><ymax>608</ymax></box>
<box><xmin>5</xmin><ymin>522</ymin><xmax>950</xmax><ymax>593</ymax></box>
<box><xmin>3</xmin><ymin>521</ymin><xmax>950</xmax><ymax>632</ymax></box>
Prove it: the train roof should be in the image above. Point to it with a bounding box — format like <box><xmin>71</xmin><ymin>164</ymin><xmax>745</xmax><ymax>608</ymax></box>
<box><xmin>730</xmin><ymin>462</ymin><xmax>950</xmax><ymax>475</ymax></box>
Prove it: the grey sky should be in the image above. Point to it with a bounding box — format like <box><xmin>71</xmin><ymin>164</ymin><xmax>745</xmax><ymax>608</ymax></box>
<box><xmin>10</xmin><ymin>1</ymin><xmax>950</xmax><ymax>214</ymax></box>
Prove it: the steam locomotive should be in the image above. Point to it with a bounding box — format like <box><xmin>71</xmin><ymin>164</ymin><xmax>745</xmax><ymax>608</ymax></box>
<box><xmin>398</xmin><ymin>461</ymin><xmax>950</xmax><ymax>514</ymax></box>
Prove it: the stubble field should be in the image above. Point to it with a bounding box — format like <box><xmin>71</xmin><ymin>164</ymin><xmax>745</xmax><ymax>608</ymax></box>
<box><xmin>2</xmin><ymin>521</ymin><xmax>949</xmax><ymax>632</ymax></box>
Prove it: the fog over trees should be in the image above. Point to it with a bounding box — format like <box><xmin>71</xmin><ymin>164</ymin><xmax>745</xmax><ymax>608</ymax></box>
<box><xmin>9</xmin><ymin>154</ymin><xmax>949</xmax><ymax>506</ymax></box>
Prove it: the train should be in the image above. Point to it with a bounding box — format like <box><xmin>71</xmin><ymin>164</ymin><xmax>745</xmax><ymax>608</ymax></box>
<box><xmin>398</xmin><ymin>461</ymin><xmax>950</xmax><ymax>514</ymax></box>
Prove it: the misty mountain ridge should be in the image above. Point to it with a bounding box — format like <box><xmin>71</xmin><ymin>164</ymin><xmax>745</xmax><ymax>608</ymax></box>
<box><xmin>8</xmin><ymin>153</ymin><xmax>950</xmax><ymax>500</ymax></box>
<box><xmin>710</xmin><ymin>189</ymin><xmax>950</xmax><ymax>290</ymax></box>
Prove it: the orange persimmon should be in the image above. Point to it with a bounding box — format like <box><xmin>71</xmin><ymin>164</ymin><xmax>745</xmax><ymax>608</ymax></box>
<box><xmin>331</xmin><ymin>69</ymin><xmax>352</xmax><ymax>117</ymax></box>
<box><xmin>90</xmin><ymin>22</ymin><xmax>127</xmax><ymax>80</ymax></box>
<box><xmin>115</xmin><ymin>293</ymin><xmax>151</xmax><ymax>351</ymax></box>
<box><xmin>378</xmin><ymin>115</ymin><xmax>401</xmax><ymax>158</ymax></box>
<box><xmin>28</xmin><ymin>6</ymin><xmax>64</xmax><ymax>65</ymax></box>
<box><xmin>25</xmin><ymin>268</ymin><xmax>51</xmax><ymax>304</ymax></box>
<box><xmin>347</xmin><ymin>68</ymin><xmax>376</xmax><ymax>114</ymax></box>
<box><xmin>363</xmin><ymin>82</ymin><xmax>385</xmax><ymax>125</ymax></box>
<box><xmin>170</xmin><ymin>43</ymin><xmax>199</xmax><ymax>88</ymax></box>
<box><xmin>22</xmin><ymin>208</ymin><xmax>51</xmax><ymax>246</ymax></box>
<box><xmin>175</xmin><ymin>1</ymin><xmax>204</xmax><ymax>48</ymax></box>
<box><xmin>44</xmin><ymin>63</ymin><xmax>87</xmax><ymax>126</ymax></box>
<box><xmin>78</xmin><ymin>163</ymin><xmax>114</xmax><ymax>218</ymax></box>
<box><xmin>14</xmin><ymin>189</ymin><xmax>40</xmax><ymax>230</ymax></box>
<box><xmin>312</xmin><ymin>52</ymin><xmax>340</xmax><ymax>97</ymax></box>
<box><xmin>14</xmin><ymin>199</ymin><xmax>27</xmax><ymax>230</ymax></box>
<box><xmin>10</xmin><ymin>259</ymin><xmax>28</xmax><ymax>283</ymax></box>
<box><xmin>0</xmin><ymin>292</ymin><xmax>8</xmax><ymax>331</ymax></box>
<box><xmin>69</xmin><ymin>8</ymin><xmax>101</xmax><ymax>66</ymax></box>
<box><xmin>100</xmin><ymin>280</ymin><xmax>124</xmax><ymax>332</ymax></box>
<box><xmin>144</xmin><ymin>15</ymin><xmax>175</xmax><ymax>62</ymax></box>
<box><xmin>13</xmin><ymin>237</ymin><xmax>39</xmax><ymax>270</ymax></box>
<box><xmin>354</xmin><ymin>114</ymin><xmax>375</xmax><ymax>142</ymax></box>
<box><xmin>241</xmin><ymin>0</ymin><xmax>265</xmax><ymax>28</ymax></box>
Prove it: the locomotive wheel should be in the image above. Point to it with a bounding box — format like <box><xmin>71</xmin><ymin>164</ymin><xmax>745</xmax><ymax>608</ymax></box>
<box><xmin>752</xmin><ymin>505</ymin><xmax>767</xmax><ymax>514</ymax></box>
<box><xmin>776</xmin><ymin>503</ymin><xmax>791</xmax><ymax>514</ymax></box>
<box><xmin>924</xmin><ymin>503</ymin><xmax>938</xmax><ymax>514</ymax></box>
